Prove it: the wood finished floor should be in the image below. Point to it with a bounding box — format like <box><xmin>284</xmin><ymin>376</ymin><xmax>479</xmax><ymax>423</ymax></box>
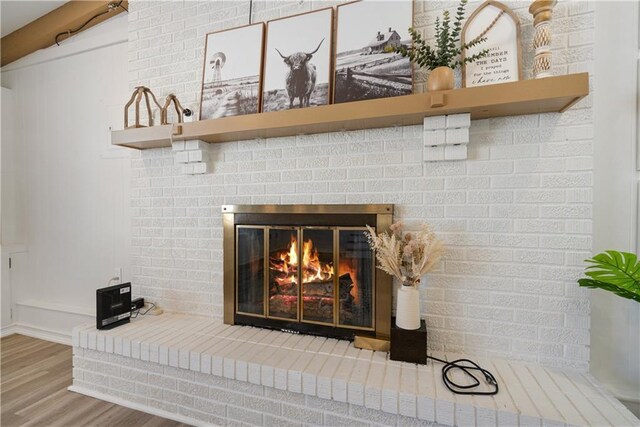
<box><xmin>1</xmin><ymin>334</ymin><xmax>190</xmax><ymax>427</ymax></box>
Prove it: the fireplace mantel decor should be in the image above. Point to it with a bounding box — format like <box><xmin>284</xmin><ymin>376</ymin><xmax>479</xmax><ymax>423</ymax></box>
<box><xmin>222</xmin><ymin>204</ymin><xmax>393</xmax><ymax>345</ymax></box>
<box><xmin>111</xmin><ymin>73</ymin><xmax>588</xmax><ymax>149</ymax></box>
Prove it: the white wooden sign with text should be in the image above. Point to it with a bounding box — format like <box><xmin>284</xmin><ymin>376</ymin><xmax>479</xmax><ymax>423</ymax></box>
<box><xmin>462</xmin><ymin>1</ymin><xmax>522</xmax><ymax>88</ymax></box>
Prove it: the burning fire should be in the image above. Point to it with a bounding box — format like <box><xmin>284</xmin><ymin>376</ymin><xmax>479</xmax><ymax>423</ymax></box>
<box><xmin>339</xmin><ymin>260</ymin><xmax>360</xmax><ymax>305</ymax></box>
<box><xmin>269</xmin><ymin>236</ymin><xmax>360</xmax><ymax>304</ymax></box>
<box><xmin>270</xmin><ymin>236</ymin><xmax>334</xmax><ymax>285</ymax></box>
<box><xmin>303</xmin><ymin>239</ymin><xmax>334</xmax><ymax>283</ymax></box>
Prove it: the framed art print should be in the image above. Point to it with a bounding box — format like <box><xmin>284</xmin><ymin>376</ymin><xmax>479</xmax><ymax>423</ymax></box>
<box><xmin>334</xmin><ymin>0</ymin><xmax>413</xmax><ymax>104</ymax></box>
<box><xmin>462</xmin><ymin>0</ymin><xmax>522</xmax><ymax>87</ymax></box>
<box><xmin>200</xmin><ymin>23</ymin><xmax>265</xmax><ymax>120</ymax></box>
<box><xmin>261</xmin><ymin>8</ymin><xmax>333</xmax><ymax>112</ymax></box>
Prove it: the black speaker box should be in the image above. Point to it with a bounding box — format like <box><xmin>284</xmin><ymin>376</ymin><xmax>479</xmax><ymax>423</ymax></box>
<box><xmin>96</xmin><ymin>282</ymin><xmax>132</xmax><ymax>330</ymax></box>
<box><xmin>390</xmin><ymin>318</ymin><xmax>427</xmax><ymax>365</ymax></box>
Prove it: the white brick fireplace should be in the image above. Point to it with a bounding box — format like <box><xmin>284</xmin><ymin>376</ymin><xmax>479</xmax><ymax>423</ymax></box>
<box><xmin>127</xmin><ymin>0</ymin><xmax>594</xmax><ymax>370</ymax></box>
<box><xmin>64</xmin><ymin>1</ymin><xmax>640</xmax><ymax>425</ymax></box>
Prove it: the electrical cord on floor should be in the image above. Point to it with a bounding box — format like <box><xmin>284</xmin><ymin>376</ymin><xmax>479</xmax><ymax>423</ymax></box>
<box><xmin>131</xmin><ymin>303</ymin><xmax>156</xmax><ymax>319</ymax></box>
<box><xmin>427</xmin><ymin>355</ymin><xmax>499</xmax><ymax>396</ymax></box>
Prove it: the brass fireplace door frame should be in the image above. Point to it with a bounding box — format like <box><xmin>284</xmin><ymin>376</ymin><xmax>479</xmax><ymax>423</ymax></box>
<box><xmin>222</xmin><ymin>204</ymin><xmax>394</xmax><ymax>342</ymax></box>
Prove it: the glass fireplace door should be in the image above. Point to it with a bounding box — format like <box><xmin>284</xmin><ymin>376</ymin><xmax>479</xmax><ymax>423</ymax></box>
<box><xmin>235</xmin><ymin>225</ymin><xmax>376</xmax><ymax>334</ymax></box>
<box><xmin>268</xmin><ymin>227</ymin><xmax>299</xmax><ymax>320</ymax></box>
<box><xmin>301</xmin><ymin>228</ymin><xmax>335</xmax><ymax>325</ymax></box>
<box><xmin>338</xmin><ymin>228</ymin><xmax>375</xmax><ymax>329</ymax></box>
<box><xmin>236</xmin><ymin>226</ymin><xmax>265</xmax><ymax>316</ymax></box>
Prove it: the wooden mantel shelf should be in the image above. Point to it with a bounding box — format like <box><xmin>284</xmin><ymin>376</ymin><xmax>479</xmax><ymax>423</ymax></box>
<box><xmin>112</xmin><ymin>73</ymin><xmax>589</xmax><ymax>149</ymax></box>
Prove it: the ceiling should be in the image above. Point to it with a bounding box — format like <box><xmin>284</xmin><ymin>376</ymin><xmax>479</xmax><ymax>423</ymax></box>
<box><xmin>1</xmin><ymin>1</ymin><xmax>67</xmax><ymax>38</ymax></box>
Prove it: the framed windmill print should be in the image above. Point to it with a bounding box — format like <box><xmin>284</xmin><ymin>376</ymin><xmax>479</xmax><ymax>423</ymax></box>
<box><xmin>199</xmin><ymin>23</ymin><xmax>265</xmax><ymax>120</ymax></box>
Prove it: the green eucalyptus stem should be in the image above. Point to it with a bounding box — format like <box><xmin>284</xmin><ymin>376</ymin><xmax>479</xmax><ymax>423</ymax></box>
<box><xmin>394</xmin><ymin>0</ymin><xmax>491</xmax><ymax>71</ymax></box>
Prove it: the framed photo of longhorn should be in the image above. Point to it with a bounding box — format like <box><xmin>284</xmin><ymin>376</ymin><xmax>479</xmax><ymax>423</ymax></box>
<box><xmin>333</xmin><ymin>0</ymin><xmax>413</xmax><ymax>104</ymax></box>
<box><xmin>261</xmin><ymin>8</ymin><xmax>333</xmax><ymax>113</ymax></box>
<box><xmin>199</xmin><ymin>23</ymin><xmax>265</xmax><ymax>120</ymax></box>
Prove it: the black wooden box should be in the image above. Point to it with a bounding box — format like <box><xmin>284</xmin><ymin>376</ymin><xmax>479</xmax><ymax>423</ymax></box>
<box><xmin>390</xmin><ymin>318</ymin><xmax>427</xmax><ymax>364</ymax></box>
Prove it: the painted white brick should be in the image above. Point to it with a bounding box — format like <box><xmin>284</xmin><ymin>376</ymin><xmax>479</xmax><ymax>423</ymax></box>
<box><xmin>73</xmin><ymin>312</ymin><xmax>638</xmax><ymax>425</ymax></box>
<box><xmin>124</xmin><ymin>0</ymin><xmax>596</xmax><ymax>373</ymax></box>
<box><xmin>446</xmin><ymin>113</ymin><xmax>471</xmax><ymax>129</ymax></box>
<box><xmin>445</xmin><ymin>127</ymin><xmax>469</xmax><ymax>145</ymax></box>
<box><xmin>192</xmin><ymin>162</ymin><xmax>208</xmax><ymax>174</ymax></box>
<box><xmin>424</xmin><ymin>129</ymin><xmax>446</xmax><ymax>146</ymax></box>
<box><xmin>187</xmin><ymin>150</ymin><xmax>205</xmax><ymax>163</ymax></box>
<box><xmin>444</xmin><ymin>144</ymin><xmax>467</xmax><ymax>160</ymax></box>
<box><xmin>423</xmin><ymin>115</ymin><xmax>446</xmax><ymax>130</ymax></box>
<box><xmin>181</xmin><ymin>164</ymin><xmax>194</xmax><ymax>174</ymax></box>
<box><xmin>423</xmin><ymin>145</ymin><xmax>445</xmax><ymax>162</ymax></box>
<box><xmin>184</xmin><ymin>140</ymin><xmax>208</xmax><ymax>151</ymax></box>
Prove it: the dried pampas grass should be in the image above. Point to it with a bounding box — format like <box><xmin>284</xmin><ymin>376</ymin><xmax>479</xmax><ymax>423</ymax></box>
<box><xmin>365</xmin><ymin>221</ymin><xmax>443</xmax><ymax>288</ymax></box>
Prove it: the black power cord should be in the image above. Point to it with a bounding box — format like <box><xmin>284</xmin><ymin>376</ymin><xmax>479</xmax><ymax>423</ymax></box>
<box><xmin>427</xmin><ymin>355</ymin><xmax>499</xmax><ymax>396</ymax></box>
<box><xmin>55</xmin><ymin>1</ymin><xmax>128</xmax><ymax>46</ymax></box>
<box><xmin>130</xmin><ymin>302</ymin><xmax>156</xmax><ymax>319</ymax></box>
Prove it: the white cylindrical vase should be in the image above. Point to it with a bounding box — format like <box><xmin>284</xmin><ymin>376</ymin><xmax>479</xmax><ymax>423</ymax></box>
<box><xmin>395</xmin><ymin>285</ymin><xmax>421</xmax><ymax>330</ymax></box>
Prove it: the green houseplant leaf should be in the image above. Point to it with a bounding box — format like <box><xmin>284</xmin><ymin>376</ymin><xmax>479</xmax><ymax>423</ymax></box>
<box><xmin>578</xmin><ymin>250</ymin><xmax>640</xmax><ymax>303</ymax></box>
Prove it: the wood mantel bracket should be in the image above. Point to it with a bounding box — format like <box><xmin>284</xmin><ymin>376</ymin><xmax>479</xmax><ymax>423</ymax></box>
<box><xmin>429</xmin><ymin>93</ymin><xmax>446</xmax><ymax>108</ymax></box>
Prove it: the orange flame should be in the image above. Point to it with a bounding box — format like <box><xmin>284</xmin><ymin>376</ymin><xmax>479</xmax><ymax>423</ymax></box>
<box><xmin>270</xmin><ymin>237</ymin><xmax>334</xmax><ymax>285</ymax></box>
<box><xmin>339</xmin><ymin>259</ymin><xmax>360</xmax><ymax>304</ymax></box>
<box><xmin>302</xmin><ymin>239</ymin><xmax>334</xmax><ymax>283</ymax></box>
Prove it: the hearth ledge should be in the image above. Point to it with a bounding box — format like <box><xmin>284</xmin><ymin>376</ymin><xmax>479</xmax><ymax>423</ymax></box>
<box><xmin>71</xmin><ymin>313</ymin><xmax>638</xmax><ymax>427</ymax></box>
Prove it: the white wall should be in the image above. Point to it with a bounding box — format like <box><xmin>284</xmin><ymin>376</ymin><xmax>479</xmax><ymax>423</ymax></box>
<box><xmin>1</xmin><ymin>87</ymin><xmax>16</xmax><ymax>331</ymax></box>
<box><xmin>591</xmin><ymin>1</ymin><xmax>640</xmax><ymax>413</ymax></box>
<box><xmin>0</xmin><ymin>14</ymin><xmax>132</xmax><ymax>343</ymax></box>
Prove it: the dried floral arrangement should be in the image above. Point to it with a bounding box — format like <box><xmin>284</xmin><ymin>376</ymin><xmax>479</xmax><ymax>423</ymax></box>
<box><xmin>365</xmin><ymin>222</ymin><xmax>444</xmax><ymax>288</ymax></box>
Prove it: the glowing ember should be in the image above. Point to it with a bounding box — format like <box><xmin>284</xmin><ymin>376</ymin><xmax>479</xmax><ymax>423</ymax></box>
<box><xmin>339</xmin><ymin>259</ymin><xmax>360</xmax><ymax>304</ymax></box>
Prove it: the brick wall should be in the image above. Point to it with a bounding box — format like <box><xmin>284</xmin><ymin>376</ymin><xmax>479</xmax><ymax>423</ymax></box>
<box><xmin>73</xmin><ymin>347</ymin><xmax>435</xmax><ymax>426</ymax></box>
<box><xmin>127</xmin><ymin>0</ymin><xmax>594</xmax><ymax>371</ymax></box>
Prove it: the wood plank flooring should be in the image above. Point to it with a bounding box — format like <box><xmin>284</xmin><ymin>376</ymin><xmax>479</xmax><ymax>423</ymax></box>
<box><xmin>1</xmin><ymin>334</ymin><xmax>190</xmax><ymax>427</ymax></box>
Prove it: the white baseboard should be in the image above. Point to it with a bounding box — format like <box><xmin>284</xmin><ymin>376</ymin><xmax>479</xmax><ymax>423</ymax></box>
<box><xmin>15</xmin><ymin>300</ymin><xmax>94</xmax><ymax>317</ymax></box>
<box><xmin>1</xmin><ymin>324</ymin><xmax>17</xmax><ymax>337</ymax></box>
<box><xmin>68</xmin><ymin>385</ymin><xmax>212</xmax><ymax>426</ymax></box>
<box><xmin>3</xmin><ymin>323</ymin><xmax>72</xmax><ymax>345</ymax></box>
<box><xmin>7</xmin><ymin>300</ymin><xmax>94</xmax><ymax>346</ymax></box>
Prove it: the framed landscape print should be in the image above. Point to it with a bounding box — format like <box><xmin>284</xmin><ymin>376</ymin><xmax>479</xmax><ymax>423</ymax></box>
<box><xmin>261</xmin><ymin>8</ymin><xmax>333</xmax><ymax>112</ymax></box>
<box><xmin>461</xmin><ymin>0</ymin><xmax>522</xmax><ymax>87</ymax></box>
<box><xmin>334</xmin><ymin>0</ymin><xmax>413</xmax><ymax>104</ymax></box>
<box><xmin>199</xmin><ymin>23</ymin><xmax>265</xmax><ymax>120</ymax></box>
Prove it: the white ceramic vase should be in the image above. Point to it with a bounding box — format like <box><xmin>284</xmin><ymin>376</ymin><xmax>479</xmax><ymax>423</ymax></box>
<box><xmin>395</xmin><ymin>285</ymin><xmax>421</xmax><ymax>330</ymax></box>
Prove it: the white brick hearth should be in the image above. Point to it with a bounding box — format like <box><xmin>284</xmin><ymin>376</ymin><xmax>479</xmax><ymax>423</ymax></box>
<box><xmin>70</xmin><ymin>314</ymin><xmax>639</xmax><ymax>427</ymax></box>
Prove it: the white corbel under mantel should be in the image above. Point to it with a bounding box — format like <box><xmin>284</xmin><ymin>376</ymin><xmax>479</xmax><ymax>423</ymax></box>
<box><xmin>172</xmin><ymin>140</ymin><xmax>211</xmax><ymax>175</ymax></box>
<box><xmin>423</xmin><ymin>113</ymin><xmax>471</xmax><ymax>161</ymax></box>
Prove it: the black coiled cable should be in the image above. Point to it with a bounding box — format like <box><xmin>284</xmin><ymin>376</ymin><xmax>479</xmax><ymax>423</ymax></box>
<box><xmin>55</xmin><ymin>1</ymin><xmax>128</xmax><ymax>46</ymax></box>
<box><xmin>428</xmin><ymin>355</ymin><xmax>499</xmax><ymax>396</ymax></box>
